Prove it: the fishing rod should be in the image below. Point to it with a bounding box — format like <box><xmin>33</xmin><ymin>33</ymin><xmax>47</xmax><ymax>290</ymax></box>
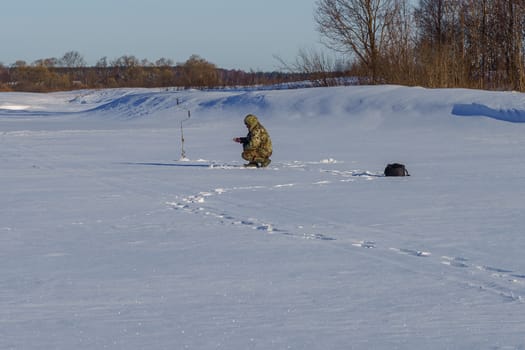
<box><xmin>176</xmin><ymin>98</ymin><xmax>191</xmax><ymax>160</ymax></box>
<box><xmin>180</xmin><ymin>110</ymin><xmax>191</xmax><ymax>160</ymax></box>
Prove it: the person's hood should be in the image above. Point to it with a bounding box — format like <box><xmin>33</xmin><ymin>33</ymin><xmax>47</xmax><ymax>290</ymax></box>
<box><xmin>244</xmin><ymin>114</ymin><xmax>259</xmax><ymax>130</ymax></box>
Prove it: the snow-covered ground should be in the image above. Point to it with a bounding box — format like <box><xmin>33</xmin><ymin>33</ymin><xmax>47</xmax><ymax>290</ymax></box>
<box><xmin>1</xmin><ymin>85</ymin><xmax>525</xmax><ymax>349</ymax></box>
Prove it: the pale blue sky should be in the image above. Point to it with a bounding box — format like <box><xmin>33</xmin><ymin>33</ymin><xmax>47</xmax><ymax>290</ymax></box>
<box><xmin>0</xmin><ymin>0</ymin><xmax>324</xmax><ymax>71</ymax></box>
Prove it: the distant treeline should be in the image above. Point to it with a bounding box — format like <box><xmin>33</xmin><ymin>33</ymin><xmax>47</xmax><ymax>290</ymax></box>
<box><xmin>4</xmin><ymin>0</ymin><xmax>525</xmax><ymax>93</ymax></box>
<box><xmin>0</xmin><ymin>53</ymin><xmax>346</xmax><ymax>92</ymax></box>
<box><xmin>314</xmin><ymin>0</ymin><xmax>525</xmax><ymax>92</ymax></box>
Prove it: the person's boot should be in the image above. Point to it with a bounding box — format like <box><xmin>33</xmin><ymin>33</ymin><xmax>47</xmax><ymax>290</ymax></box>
<box><xmin>259</xmin><ymin>159</ymin><xmax>271</xmax><ymax>167</ymax></box>
<box><xmin>244</xmin><ymin>162</ymin><xmax>258</xmax><ymax>168</ymax></box>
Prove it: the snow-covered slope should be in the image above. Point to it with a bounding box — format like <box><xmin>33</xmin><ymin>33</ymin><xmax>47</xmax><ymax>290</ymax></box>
<box><xmin>1</xmin><ymin>85</ymin><xmax>525</xmax><ymax>349</ymax></box>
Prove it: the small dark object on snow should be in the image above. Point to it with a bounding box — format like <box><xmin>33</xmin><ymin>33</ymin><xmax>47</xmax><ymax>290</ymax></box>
<box><xmin>384</xmin><ymin>163</ymin><xmax>410</xmax><ymax>177</ymax></box>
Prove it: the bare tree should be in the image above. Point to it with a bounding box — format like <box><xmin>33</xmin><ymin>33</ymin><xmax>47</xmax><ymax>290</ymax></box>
<box><xmin>96</xmin><ymin>57</ymin><xmax>108</xmax><ymax>68</ymax></box>
<box><xmin>413</xmin><ymin>0</ymin><xmax>525</xmax><ymax>90</ymax></box>
<box><xmin>60</xmin><ymin>51</ymin><xmax>86</xmax><ymax>68</ymax></box>
<box><xmin>499</xmin><ymin>0</ymin><xmax>525</xmax><ymax>90</ymax></box>
<box><xmin>178</xmin><ymin>55</ymin><xmax>219</xmax><ymax>87</ymax></box>
<box><xmin>32</xmin><ymin>57</ymin><xmax>59</xmax><ymax>67</ymax></box>
<box><xmin>460</xmin><ymin>0</ymin><xmax>488</xmax><ymax>89</ymax></box>
<box><xmin>274</xmin><ymin>48</ymin><xmax>342</xmax><ymax>86</ymax></box>
<box><xmin>315</xmin><ymin>0</ymin><xmax>401</xmax><ymax>81</ymax></box>
<box><xmin>111</xmin><ymin>55</ymin><xmax>145</xmax><ymax>86</ymax></box>
<box><xmin>155</xmin><ymin>58</ymin><xmax>174</xmax><ymax>67</ymax></box>
<box><xmin>380</xmin><ymin>0</ymin><xmax>416</xmax><ymax>84</ymax></box>
<box><xmin>111</xmin><ymin>55</ymin><xmax>140</xmax><ymax>68</ymax></box>
<box><xmin>0</xmin><ymin>63</ymin><xmax>9</xmax><ymax>90</ymax></box>
<box><xmin>12</xmin><ymin>60</ymin><xmax>28</xmax><ymax>67</ymax></box>
<box><xmin>413</xmin><ymin>0</ymin><xmax>466</xmax><ymax>87</ymax></box>
<box><xmin>414</xmin><ymin>0</ymin><xmax>452</xmax><ymax>47</ymax></box>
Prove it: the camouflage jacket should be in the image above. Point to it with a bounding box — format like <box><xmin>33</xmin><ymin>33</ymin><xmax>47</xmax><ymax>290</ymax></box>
<box><xmin>241</xmin><ymin>123</ymin><xmax>272</xmax><ymax>156</ymax></box>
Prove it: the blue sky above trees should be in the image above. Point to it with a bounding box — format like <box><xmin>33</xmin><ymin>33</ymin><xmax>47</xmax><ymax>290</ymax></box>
<box><xmin>0</xmin><ymin>0</ymin><xmax>324</xmax><ymax>71</ymax></box>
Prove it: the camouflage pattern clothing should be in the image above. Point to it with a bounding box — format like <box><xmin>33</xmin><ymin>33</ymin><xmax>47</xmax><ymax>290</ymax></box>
<box><xmin>237</xmin><ymin>114</ymin><xmax>272</xmax><ymax>167</ymax></box>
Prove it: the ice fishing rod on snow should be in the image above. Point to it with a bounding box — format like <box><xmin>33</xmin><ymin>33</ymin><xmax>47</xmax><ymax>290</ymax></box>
<box><xmin>180</xmin><ymin>109</ymin><xmax>191</xmax><ymax>160</ymax></box>
<box><xmin>176</xmin><ymin>97</ymin><xmax>191</xmax><ymax>160</ymax></box>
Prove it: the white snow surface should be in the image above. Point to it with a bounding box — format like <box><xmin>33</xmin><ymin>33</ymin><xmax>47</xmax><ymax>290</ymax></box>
<box><xmin>1</xmin><ymin>85</ymin><xmax>525</xmax><ymax>349</ymax></box>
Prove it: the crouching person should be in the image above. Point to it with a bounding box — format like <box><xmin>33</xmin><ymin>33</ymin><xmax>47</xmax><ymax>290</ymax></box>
<box><xmin>233</xmin><ymin>114</ymin><xmax>272</xmax><ymax>168</ymax></box>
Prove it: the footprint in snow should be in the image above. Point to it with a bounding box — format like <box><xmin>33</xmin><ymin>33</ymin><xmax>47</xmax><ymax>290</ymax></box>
<box><xmin>302</xmin><ymin>233</ymin><xmax>336</xmax><ymax>241</ymax></box>
<box><xmin>352</xmin><ymin>240</ymin><xmax>376</xmax><ymax>248</ymax></box>
<box><xmin>390</xmin><ymin>247</ymin><xmax>431</xmax><ymax>257</ymax></box>
<box><xmin>478</xmin><ymin>265</ymin><xmax>513</xmax><ymax>273</ymax></box>
<box><xmin>441</xmin><ymin>256</ymin><xmax>469</xmax><ymax>268</ymax></box>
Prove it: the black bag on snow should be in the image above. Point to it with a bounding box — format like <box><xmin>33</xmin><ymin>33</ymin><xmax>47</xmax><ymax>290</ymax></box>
<box><xmin>384</xmin><ymin>163</ymin><xmax>410</xmax><ymax>176</ymax></box>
